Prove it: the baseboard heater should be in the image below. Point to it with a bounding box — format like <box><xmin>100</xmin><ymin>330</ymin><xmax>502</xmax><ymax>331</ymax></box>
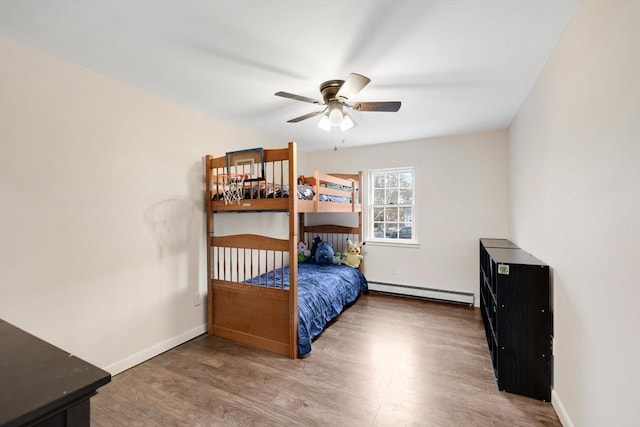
<box><xmin>367</xmin><ymin>281</ymin><xmax>475</xmax><ymax>306</ymax></box>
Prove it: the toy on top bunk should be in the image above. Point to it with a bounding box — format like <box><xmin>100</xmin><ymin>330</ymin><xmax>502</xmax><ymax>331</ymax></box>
<box><xmin>344</xmin><ymin>238</ymin><xmax>365</xmax><ymax>269</ymax></box>
<box><xmin>298</xmin><ymin>175</ymin><xmax>316</xmax><ymax>186</ymax></box>
<box><xmin>295</xmin><ymin>176</ymin><xmax>314</xmax><ymax>198</ymax></box>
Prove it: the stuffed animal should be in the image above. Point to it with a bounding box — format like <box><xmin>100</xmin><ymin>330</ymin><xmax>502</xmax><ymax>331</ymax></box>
<box><xmin>332</xmin><ymin>251</ymin><xmax>345</xmax><ymax>265</ymax></box>
<box><xmin>297</xmin><ymin>241</ymin><xmax>311</xmax><ymax>262</ymax></box>
<box><xmin>344</xmin><ymin>238</ymin><xmax>365</xmax><ymax>268</ymax></box>
<box><xmin>315</xmin><ymin>241</ymin><xmax>334</xmax><ymax>265</ymax></box>
<box><xmin>309</xmin><ymin>236</ymin><xmax>322</xmax><ymax>263</ymax></box>
<box><xmin>297</xmin><ymin>187</ymin><xmax>313</xmax><ymax>199</ymax></box>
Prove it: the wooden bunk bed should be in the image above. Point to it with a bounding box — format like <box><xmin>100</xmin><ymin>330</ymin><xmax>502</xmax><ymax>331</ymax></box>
<box><xmin>205</xmin><ymin>142</ymin><xmax>367</xmax><ymax>358</ymax></box>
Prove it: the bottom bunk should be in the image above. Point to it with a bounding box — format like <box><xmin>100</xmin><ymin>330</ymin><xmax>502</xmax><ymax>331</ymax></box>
<box><xmin>246</xmin><ymin>263</ymin><xmax>367</xmax><ymax>356</ymax></box>
<box><xmin>208</xmin><ymin>230</ymin><xmax>367</xmax><ymax>358</ymax></box>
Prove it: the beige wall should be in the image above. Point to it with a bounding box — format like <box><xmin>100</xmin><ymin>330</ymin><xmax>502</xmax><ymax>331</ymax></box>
<box><xmin>300</xmin><ymin>130</ymin><xmax>509</xmax><ymax>301</ymax></box>
<box><xmin>0</xmin><ymin>36</ymin><xmax>280</xmax><ymax>373</ymax></box>
<box><xmin>508</xmin><ymin>1</ymin><xmax>640</xmax><ymax>426</ymax></box>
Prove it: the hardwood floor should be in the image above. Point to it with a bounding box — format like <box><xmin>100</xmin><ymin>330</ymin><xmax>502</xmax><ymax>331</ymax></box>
<box><xmin>92</xmin><ymin>293</ymin><xmax>560</xmax><ymax>426</ymax></box>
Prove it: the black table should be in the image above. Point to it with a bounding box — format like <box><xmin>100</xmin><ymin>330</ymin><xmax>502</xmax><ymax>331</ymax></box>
<box><xmin>0</xmin><ymin>319</ymin><xmax>111</xmax><ymax>426</ymax></box>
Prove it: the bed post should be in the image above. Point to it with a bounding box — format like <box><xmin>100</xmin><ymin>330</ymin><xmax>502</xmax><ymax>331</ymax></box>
<box><xmin>312</xmin><ymin>170</ymin><xmax>320</xmax><ymax>212</ymax></box>
<box><xmin>205</xmin><ymin>155</ymin><xmax>214</xmax><ymax>335</ymax></box>
<box><xmin>299</xmin><ymin>213</ymin><xmax>306</xmax><ymax>247</ymax></box>
<box><xmin>288</xmin><ymin>142</ymin><xmax>299</xmax><ymax>359</ymax></box>
<box><xmin>357</xmin><ymin>171</ymin><xmax>363</xmax><ymax>241</ymax></box>
<box><xmin>358</xmin><ymin>171</ymin><xmax>364</xmax><ymax>272</ymax></box>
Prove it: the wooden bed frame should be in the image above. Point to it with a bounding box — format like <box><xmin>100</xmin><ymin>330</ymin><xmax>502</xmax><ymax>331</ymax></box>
<box><xmin>205</xmin><ymin>142</ymin><xmax>363</xmax><ymax>358</ymax></box>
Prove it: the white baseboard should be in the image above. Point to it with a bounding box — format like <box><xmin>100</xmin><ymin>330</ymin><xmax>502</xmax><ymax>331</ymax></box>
<box><xmin>368</xmin><ymin>281</ymin><xmax>475</xmax><ymax>306</ymax></box>
<box><xmin>104</xmin><ymin>324</ymin><xmax>207</xmax><ymax>375</ymax></box>
<box><xmin>552</xmin><ymin>389</ymin><xmax>574</xmax><ymax>427</ymax></box>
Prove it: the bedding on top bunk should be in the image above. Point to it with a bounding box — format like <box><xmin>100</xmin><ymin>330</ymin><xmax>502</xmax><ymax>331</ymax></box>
<box><xmin>245</xmin><ymin>263</ymin><xmax>368</xmax><ymax>357</ymax></box>
<box><xmin>211</xmin><ymin>184</ymin><xmax>354</xmax><ymax>203</ymax></box>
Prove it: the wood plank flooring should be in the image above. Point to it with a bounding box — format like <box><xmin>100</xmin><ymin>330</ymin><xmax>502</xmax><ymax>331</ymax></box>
<box><xmin>91</xmin><ymin>293</ymin><xmax>560</xmax><ymax>426</ymax></box>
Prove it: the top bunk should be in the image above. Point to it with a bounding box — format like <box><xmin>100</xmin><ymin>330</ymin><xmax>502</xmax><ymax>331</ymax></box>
<box><xmin>205</xmin><ymin>142</ymin><xmax>362</xmax><ymax>213</ymax></box>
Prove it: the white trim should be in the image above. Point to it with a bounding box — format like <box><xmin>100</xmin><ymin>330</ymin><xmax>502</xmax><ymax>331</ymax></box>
<box><xmin>369</xmin><ymin>281</ymin><xmax>475</xmax><ymax>306</ymax></box>
<box><xmin>104</xmin><ymin>324</ymin><xmax>207</xmax><ymax>375</ymax></box>
<box><xmin>552</xmin><ymin>389</ymin><xmax>574</xmax><ymax>427</ymax></box>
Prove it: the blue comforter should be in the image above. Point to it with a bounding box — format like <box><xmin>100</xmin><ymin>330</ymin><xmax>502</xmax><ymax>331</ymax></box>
<box><xmin>246</xmin><ymin>263</ymin><xmax>368</xmax><ymax>356</ymax></box>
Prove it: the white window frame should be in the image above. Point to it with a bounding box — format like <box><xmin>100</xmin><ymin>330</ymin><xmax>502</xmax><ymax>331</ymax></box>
<box><xmin>367</xmin><ymin>167</ymin><xmax>417</xmax><ymax>245</ymax></box>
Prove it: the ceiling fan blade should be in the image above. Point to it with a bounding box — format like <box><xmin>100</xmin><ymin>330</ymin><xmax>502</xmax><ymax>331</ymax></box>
<box><xmin>287</xmin><ymin>109</ymin><xmax>326</xmax><ymax>123</ymax></box>
<box><xmin>336</xmin><ymin>73</ymin><xmax>371</xmax><ymax>100</ymax></box>
<box><xmin>353</xmin><ymin>101</ymin><xmax>401</xmax><ymax>112</ymax></box>
<box><xmin>275</xmin><ymin>91</ymin><xmax>322</xmax><ymax>105</ymax></box>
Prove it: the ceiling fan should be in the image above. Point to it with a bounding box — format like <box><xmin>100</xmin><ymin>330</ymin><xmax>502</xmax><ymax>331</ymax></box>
<box><xmin>275</xmin><ymin>73</ymin><xmax>401</xmax><ymax>132</ymax></box>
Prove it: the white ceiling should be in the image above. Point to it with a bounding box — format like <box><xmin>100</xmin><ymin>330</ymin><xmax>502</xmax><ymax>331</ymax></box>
<box><xmin>0</xmin><ymin>1</ymin><xmax>579</xmax><ymax>151</ymax></box>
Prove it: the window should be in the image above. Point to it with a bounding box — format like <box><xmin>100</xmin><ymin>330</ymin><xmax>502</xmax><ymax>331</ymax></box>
<box><xmin>368</xmin><ymin>167</ymin><xmax>415</xmax><ymax>243</ymax></box>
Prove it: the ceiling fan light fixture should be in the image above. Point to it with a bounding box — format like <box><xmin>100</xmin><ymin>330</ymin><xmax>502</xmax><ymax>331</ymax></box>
<box><xmin>319</xmin><ymin>109</ymin><xmax>354</xmax><ymax>132</ymax></box>
<box><xmin>329</xmin><ymin>106</ymin><xmax>343</xmax><ymax>126</ymax></box>
<box><xmin>317</xmin><ymin>114</ymin><xmax>332</xmax><ymax>132</ymax></box>
<box><xmin>340</xmin><ymin>114</ymin><xmax>354</xmax><ymax>131</ymax></box>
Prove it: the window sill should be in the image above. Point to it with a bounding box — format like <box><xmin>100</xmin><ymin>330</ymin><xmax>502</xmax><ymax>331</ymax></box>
<box><xmin>365</xmin><ymin>239</ymin><xmax>420</xmax><ymax>248</ymax></box>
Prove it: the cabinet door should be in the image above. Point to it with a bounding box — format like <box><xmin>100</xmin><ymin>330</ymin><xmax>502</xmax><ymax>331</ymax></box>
<box><xmin>496</xmin><ymin>264</ymin><xmax>551</xmax><ymax>400</ymax></box>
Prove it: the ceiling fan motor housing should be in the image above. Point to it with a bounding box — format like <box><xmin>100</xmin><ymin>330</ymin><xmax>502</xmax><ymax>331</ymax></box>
<box><xmin>320</xmin><ymin>80</ymin><xmax>345</xmax><ymax>103</ymax></box>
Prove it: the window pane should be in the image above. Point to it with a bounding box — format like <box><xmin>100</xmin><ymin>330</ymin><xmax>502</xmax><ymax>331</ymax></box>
<box><xmin>384</xmin><ymin>206</ymin><xmax>398</xmax><ymax>221</ymax></box>
<box><xmin>399</xmin><ymin>207</ymin><xmax>412</xmax><ymax>221</ymax></box>
<box><xmin>399</xmin><ymin>224</ymin><xmax>412</xmax><ymax>239</ymax></box>
<box><xmin>374</xmin><ymin>174</ymin><xmax>385</xmax><ymax>188</ymax></box>
<box><xmin>373</xmin><ymin>207</ymin><xmax>385</xmax><ymax>221</ymax></box>
<box><xmin>399</xmin><ymin>189</ymin><xmax>413</xmax><ymax>204</ymax></box>
<box><xmin>399</xmin><ymin>172</ymin><xmax>412</xmax><ymax>187</ymax></box>
<box><xmin>374</xmin><ymin>189</ymin><xmax>385</xmax><ymax>204</ymax></box>
<box><xmin>387</xmin><ymin>173</ymin><xmax>398</xmax><ymax>187</ymax></box>
<box><xmin>386</xmin><ymin>188</ymin><xmax>398</xmax><ymax>205</ymax></box>
<box><xmin>385</xmin><ymin>224</ymin><xmax>398</xmax><ymax>239</ymax></box>
<box><xmin>373</xmin><ymin>223</ymin><xmax>384</xmax><ymax>238</ymax></box>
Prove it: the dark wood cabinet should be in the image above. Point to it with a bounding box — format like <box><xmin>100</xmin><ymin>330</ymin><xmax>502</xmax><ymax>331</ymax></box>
<box><xmin>0</xmin><ymin>320</ymin><xmax>111</xmax><ymax>427</ymax></box>
<box><xmin>479</xmin><ymin>238</ymin><xmax>551</xmax><ymax>401</ymax></box>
